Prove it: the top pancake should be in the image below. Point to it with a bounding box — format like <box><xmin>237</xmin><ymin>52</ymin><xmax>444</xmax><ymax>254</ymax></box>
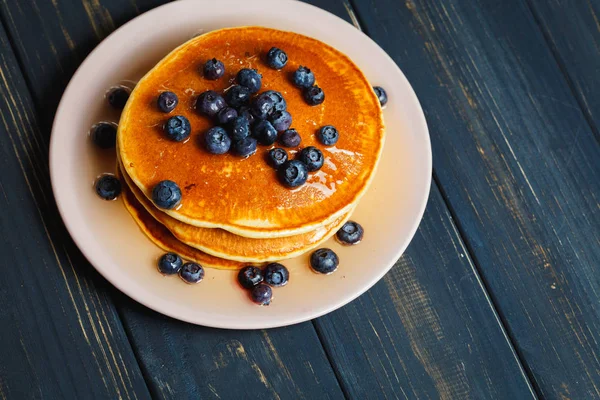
<box><xmin>118</xmin><ymin>26</ymin><xmax>384</xmax><ymax>238</ymax></box>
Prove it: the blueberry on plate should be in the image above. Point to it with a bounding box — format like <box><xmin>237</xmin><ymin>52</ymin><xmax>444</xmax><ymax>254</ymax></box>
<box><xmin>225</xmin><ymin>85</ymin><xmax>251</xmax><ymax>108</ymax></box>
<box><xmin>237</xmin><ymin>68</ymin><xmax>262</xmax><ymax>93</ymax></box>
<box><xmin>269</xmin><ymin>110</ymin><xmax>292</xmax><ymax>132</ymax></box>
<box><xmin>266</xmin><ymin>47</ymin><xmax>288</xmax><ymax>70</ymax></box>
<box><xmin>251</xmin><ymin>283</ymin><xmax>273</xmax><ymax>306</ymax></box>
<box><xmin>204</xmin><ymin>126</ymin><xmax>231</xmax><ymax>154</ymax></box>
<box><xmin>262</xmin><ymin>90</ymin><xmax>287</xmax><ymax>112</ymax></box>
<box><xmin>251</xmin><ymin>93</ymin><xmax>276</xmax><ymax>120</ymax></box>
<box><xmin>299</xmin><ymin>146</ymin><xmax>324</xmax><ymax>172</ymax></box>
<box><xmin>277</xmin><ymin>160</ymin><xmax>308</xmax><ymax>187</ymax></box>
<box><xmin>373</xmin><ymin>86</ymin><xmax>388</xmax><ymax>106</ymax></box>
<box><xmin>317</xmin><ymin>125</ymin><xmax>339</xmax><ymax>146</ymax></box>
<box><xmin>91</xmin><ymin>122</ymin><xmax>117</xmax><ymax>149</ymax></box>
<box><xmin>179</xmin><ymin>262</ymin><xmax>205</xmax><ymax>284</ymax></box>
<box><xmin>238</xmin><ymin>266</ymin><xmax>263</xmax><ymax>289</ymax></box>
<box><xmin>157</xmin><ymin>91</ymin><xmax>178</xmax><ymax>113</ymax></box>
<box><xmin>107</xmin><ymin>86</ymin><xmax>130</xmax><ymax>109</ymax></box>
<box><xmin>217</xmin><ymin>107</ymin><xmax>238</xmax><ymax>125</ymax></box>
<box><xmin>232</xmin><ymin>136</ymin><xmax>257</xmax><ymax>158</ymax></box>
<box><xmin>196</xmin><ymin>90</ymin><xmax>227</xmax><ymax>117</ymax></box>
<box><xmin>95</xmin><ymin>174</ymin><xmax>121</xmax><ymax>200</ymax></box>
<box><xmin>152</xmin><ymin>180</ymin><xmax>182</xmax><ymax>209</ymax></box>
<box><xmin>266</xmin><ymin>148</ymin><xmax>288</xmax><ymax>169</ymax></box>
<box><xmin>164</xmin><ymin>115</ymin><xmax>191</xmax><ymax>142</ymax></box>
<box><xmin>253</xmin><ymin>120</ymin><xmax>278</xmax><ymax>145</ymax></box>
<box><xmin>263</xmin><ymin>263</ymin><xmax>289</xmax><ymax>287</ymax></box>
<box><xmin>203</xmin><ymin>58</ymin><xmax>225</xmax><ymax>80</ymax></box>
<box><xmin>310</xmin><ymin>248</ymin><xmax>339</xmax><ymax>274</ymax></box>
<box><xmin>237</xmin><ymin>106</ymin><xmax>255</xmax><ymax>125</ymax></box>
<box><xmin>336</xmin><ymin>221</ymin><xmax>364</xmax><ymax>245</ymax></box>
<box><xmin>304</xmin><ymin>85</ymin><xmax>325</xmax><ymax>106</ymax></box>
<box><xmin>279</xmin><ymin>129</ymin><xmax>301</xmax><ymax>147</ymax></box>
<box><xmin>230</xmin><ymin>116</ymin><xmax>251</xmax><ymax>142</ymax></box>
<box><xmin>157</xmin><ymin>252</ymin><xmax>183</xmax><ymax>275</ymax></box>
<box><xmin>292</xmin><ymin>66</ymin><xmax>315</xmax><ymax>88</ymax></box>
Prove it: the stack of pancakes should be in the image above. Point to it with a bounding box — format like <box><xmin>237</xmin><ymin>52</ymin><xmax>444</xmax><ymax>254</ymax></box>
<box><xmin>117</xmin><ymin>27</ymin><xmax>385</xmax><ymax>270</ymax></box>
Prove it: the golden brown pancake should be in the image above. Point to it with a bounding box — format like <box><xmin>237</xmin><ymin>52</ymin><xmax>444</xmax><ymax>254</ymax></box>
<box><xmin>118</xmin><ymin>26</ymin><xmax>384</xmax><ymax>238</ymax></box>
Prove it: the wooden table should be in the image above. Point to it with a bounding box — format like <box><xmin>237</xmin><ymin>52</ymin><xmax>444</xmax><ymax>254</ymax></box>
<box><xmin>0</xmin><ymin>0</ymin><xmax>598</xmax><ymax>398</ymax></box>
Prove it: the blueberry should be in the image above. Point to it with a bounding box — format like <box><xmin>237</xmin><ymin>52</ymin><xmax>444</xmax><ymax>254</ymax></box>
<box><xmin>278</xmin><ymin>160</ymin><xmax>308</xmax><ymax>187</ymax></box>
<box><xmin>266</xmin><ymin>148</ymin><xmax>288</xmax><ymax>169</ymax></box>
<box><xmin>217</xmin><ymin>107</ymin><xmax>238</xmax><ymax>125</ymax></box>
<box><xmin>232</xmin><ymin>136</ymin><xmax>257</xmax><ymax>157</ymax></box>
<box><xmin>304</xmin><ymin>85</ymin><xmax>325</xmax><ymax>106</ymax></box>
<box><xmin>230</xmin><ymin>116</ymin><xmax>251</xmax><ymax>142</ymax></box>
<box><xmin>263</xmin><ymin>90</ymin><xmax>287</xmax><ymax>112</ymax></box>
<box><xmin>238</xmin><ymin>106</ymin><xmax>255</xmax><ymax>125</ymax></box>
<box><xmin>152</xmin><ymin>180</ymin><xmax>182</xmax><ymax>209</ymax></box>
<box><xmin>107</xmin><ymin>86</ymin><xmax>130</xmax><ymax>109</ymax></box>
<box><xmin>157</xmin><ymin>91</ymin><xmax>178</xmax><ymax>113</ymax></box>
<box><xmin>164</xmin><ymin>115</ymin><xmax>191</xmax><ymax>142</ymax></box>
<box><xmin>196</xmin><ymin>90</ymin><xmax>226</xmax><ymax>117</ymax></box>
<box><xmin>263</xmin><ymin>263</ymin><xmax>289</xmax><ymax>287</ymax></box>
<box><xmin>91</xmin><ymin>122</ymin><xmax>117</xmax><ymax>149</ymax></box>
<box><xmin>237</xmin><ymin>68</ymin><xmax>262</xmax><ymax>93</ymax></box>
<box><xmin>251</xmin><ymin>93</ymin><xmax>276</xmax><ymax>120</ymax></box>
<box><xmin>225</xmin><ymin>85</ymin><xmax>251</xmax><ymax>108</ymax></box>
<box><xmin>203</xmin><ymin>58</ymin><xmax>225</xmax><ymax>80</ymax></box>
<box><xmin>317</xmin><ymin>125</ymin><xmax>339</xmax><ymax>146</ymax></box>
<box><xmin>373</xmin><ymin>86</ymin><xmax>388</xmax><ymax>106</ymax></box>
<box><xmin>179</xmin><ymin>262</ymin><xmax>205</xmax><ymax>284</ymax></box>
<box><xmin>299</xmin><ymin>146</ymin><xmax>324</xmax><ymax>172</ymax></box>
<box><xmin>204</xmin><ymin>126</ymin><xmax>231</xmax><ymax>154</ymax></box>
<box><xmin>269</xmin><ymin>110</ymin><xmax>292</xmax><ymax>132</ymax></box>
<box><xmin>336</xmin><ymin>221</ymin><xmax>364</xmax><ymax>245</ymax></box>
<box><xmin>310</xmin><ymin>248</ymin><xmax>339</xmax><ymax>274</ymax></box>
<box><xmin>157</xmin><ymin>252</ymin><xmax>183</xmax><ymax>275</ymax></box>
<box><xmin>292</xmin><ymin>66</ymin><xmax>315</xmax><ymax>88</ymax></box>
<box><xmin>95</xmin><ymin>174</ymin><xmax>121</xmax><ymax>200</ymax></box>
<box><xmin>251</xmin><ymin>283</ymin><xmax>273</xmax><ymax>306</ymax></box>
<box><xmin>253</xmin><ymin>120</ymin><xmax>278</xmax><ymax>145</ymax></box>
<box><xmin>238</xmin><ymin>266</ymin><xmax>263</xmax><ymax>289</ymax></box>
<box><xmin>266</xmin><ymin>47</ymin><xmax>288</xmax><ymax>70</ymax></box>
<box><xmin>279</xmin><ymin>129</ymin><xmax>301</xmax><ymax>147</ymax></box>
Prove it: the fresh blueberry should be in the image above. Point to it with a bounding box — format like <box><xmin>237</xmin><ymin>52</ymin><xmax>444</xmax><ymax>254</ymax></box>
<box><xmin>179</xmin><ymin>262</ymin><xmax>205</xmax><ymax>284</ymax></box>
<box><xmin>238</xmin><ymin>106</ymin><xmax>255</xmax><ymax>125</ymax></box>
<box><xmin>279</xmin><ymin>129</ymin><xmax>301</xmax><ymax>147</ymax></box>
<box><xmin>238</xmin><ymin>266</ymin><xmax>263</xmax><ymax>289</ymax></box>
<box><xmin>266</xmin><ymin>47</ymin><xmax>288</xmax><ymax>70</ymax></box>
<box><xmin>304</xmin><ymin>85</ymin><xmax>325</xmax><ymax>106</ymax></box>
<box><xmin>204</xmin><ymin>126</ymin><xmax>231</xmax><ymax>154</ymax></box>
<box><xmin>263</xmin><ymin>90</ymin><xmax>287</xmax><ymax>112</ymax></box>
<box><xmin>107</xmin><ymin>86</ymin><xmax>130</xmax><ymax>109</ymax></box>
<box><xmin>251</xmin><ymin>283</ymin><xmax>273</xmax><ymax>306</ymax></box>
<box><xmin>251</xmin><ymin>93</ymin><xmax>276</xmax><ymax>120</ymax></box>
<box><xmin>310</xmin><ymin>248</ymin><xmax>339</xmax><ymax>274</ymax></box>
<box><xmin>203</xmin><ymin>58</ymin><xmax>225</xmax><ymax>80</ymax></box>
<box><xmin>299</xmin><ymin>146</ymin><xmax>324</xmax><ymax>172</ymax></box>
<box><xmin>164</xmin><ymin>115</ymin><xmax>191</xmax><ymax>142</ymax></box>
<box><xmin>152</xmin><ymin>180</ymin><xmax>182</xmax><ymax>209</ymax></box>
<box><xmin>217</xmin><ymin>107</ymin><xmax>238</xmax><ymax>125</ymax></box>
<box><xmin>266</xmin><ymin>148</ymin><xmax>288</xmax><ymax>169</ymax></box>
<box><xmin>95</xmin><ymin>174</ymin><xmax>121</xmax><ymax>200</ymax></box>
<box><xmin>237</xmin><ymin>68</ymin><xmax>262</xmax><ymax>93</ymax></box>
<box><xmin>157</xmin><ymin>91</ymin><xmax>178</xmax><ymax>113</ymax></box>
<box><xmin>317</xmin><ymin>125</ymin><xmax>339</xmax><ymax>146</ymax></box>
<box><xmin>232</xmin><ymin>136</ymin><xmax>258</xmax><ymax>157</ymax></box>
<box><xmin>263</xmin><ymin>263</ymin><xmax>289</xmax><ymax>287</ymax></box>
<box><xmin>196</xmin><ymin>90</ymin><xmax>227</xmax><ymax>117</ymax></box>
<box><xmin>269</xmin><ymin>110</ymin><xmax>292</xmax><ymax>132</ymax></box>
<box><xmin>336</xmin><ymin>221</ymin><xmax>364</xmax><ymax>245</ymax></box>
<box><xmin>230</xmin><ymin>116</ymin><xmax>251</xmax><ymax>142</ymax></box>
<box><xmin>157</xmin><ymin>252</ymin><xmax>183</xmax><ymax>275</ymax></box>
<box><xmin>225</xmin><ymin>85</ymin><xmax>251</xmax><ymax>108</ymax></box>
<box><xmin>253</xmin><ymin>120</ymin><xmax>278</xmax><ymax>145</ymax></box>
<box><xmin>373</xmin><ymin>86</ymin><xmax>388</xmax><ymax>106</ymax></box>
<box><xmin>292</xmin><ymin>66</ymin><xmax>315</xmax><ymax>88</ymax></box>
<box><xmin>277</xmin><ymin>160</ymin><xmax>308</xmax><ymax>187</ymax></box>
<box><xmin>91</xmin><ymin>122</ymin><xmax>117</xmax><ymax>149</ymax></box>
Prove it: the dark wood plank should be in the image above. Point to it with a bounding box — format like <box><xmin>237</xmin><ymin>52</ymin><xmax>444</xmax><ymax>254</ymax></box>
<box><xmin>348</xmin><ymin>0</ymin><xmax>600</xmax><ymax>398</ymax></box>
<box><xmin>0</xmin><ymin>21</ymin><xmax>151</xmax><ymax>400</ymax></box>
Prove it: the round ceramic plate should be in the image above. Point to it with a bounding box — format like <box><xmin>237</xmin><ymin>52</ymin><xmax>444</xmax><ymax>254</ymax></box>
<box><xmin>50</xmin><ymin>0</ymin><xmax>431</xmax><ymax>329</ymax></box>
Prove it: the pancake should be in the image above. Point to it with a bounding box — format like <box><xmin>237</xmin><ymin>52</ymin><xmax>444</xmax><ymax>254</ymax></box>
<box><xmin>118</xmin><ymin>26</ymin><xmax>384</xmax><ymax>238</ymax></box>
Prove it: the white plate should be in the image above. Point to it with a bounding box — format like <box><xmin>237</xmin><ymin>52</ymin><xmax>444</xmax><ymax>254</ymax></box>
<box><xmin>50</xmin><ymin>0</ymin><xmax>431</xmax><ymax>329</ymax></box>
